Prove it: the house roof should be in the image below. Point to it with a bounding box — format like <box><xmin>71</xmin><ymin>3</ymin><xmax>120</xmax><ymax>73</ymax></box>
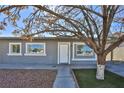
<box><xmin>0</xmin><ymin>37</ymin><xmax>80</xmax><ymax>41</ymax></box>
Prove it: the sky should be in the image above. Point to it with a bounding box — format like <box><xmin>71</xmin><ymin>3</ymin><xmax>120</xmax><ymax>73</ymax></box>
<box><xmin>0</xmin><ymin>0</ymin><xmax>124</xmax><ymax>5</ymax></box>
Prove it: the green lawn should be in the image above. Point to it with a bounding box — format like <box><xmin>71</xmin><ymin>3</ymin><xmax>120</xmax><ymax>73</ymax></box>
<box><xmin>73</xmin><ymin>69</ymin><xmax>124</xmax><ymax>88</ymax></box>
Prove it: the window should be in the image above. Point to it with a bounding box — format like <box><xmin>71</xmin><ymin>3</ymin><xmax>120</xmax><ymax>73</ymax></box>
<box><xmin>76</xmin><ymin>44</ymin><xmax>94</xmax><ymax>56</ymax></box>
<box><xmin>25</xmin><ymin>43</ymin><xmax>46</xmax><ymax>56</ymax></box>
<box><xmin>8</xmin><ymin>43</ymin><xmax>22</xmax><ymax>56</ymax></box>
<box><xmin>72</xmin><ymin>42</ymin><xmax>96</xmax><ymax>61</ymax></box>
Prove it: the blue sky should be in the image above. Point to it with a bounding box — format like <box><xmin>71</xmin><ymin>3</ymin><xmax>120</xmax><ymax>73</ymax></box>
<box><xmin>0</xmin><ymin>7</ymin><xmax>33</xmax><ymax>37</ymax></box>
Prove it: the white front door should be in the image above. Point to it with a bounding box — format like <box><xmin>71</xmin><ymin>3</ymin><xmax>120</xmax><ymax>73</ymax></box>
<box><xmin>58</xmin><ymin>42</ymin><xmax>70</xmax><ymax>64</ymax></box>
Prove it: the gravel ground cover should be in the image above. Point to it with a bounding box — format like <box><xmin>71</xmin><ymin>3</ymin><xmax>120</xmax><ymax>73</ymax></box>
<box><xmin>0</xmin><ymin>69</ymin><xmax>57</xmax><ymax>88</ymax></box>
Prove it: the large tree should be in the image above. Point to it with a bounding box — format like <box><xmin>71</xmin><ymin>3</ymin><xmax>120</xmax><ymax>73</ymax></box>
<box><xmin>0</xmin><ymin>5</ymin><xmax>124</xmax><ymax>80</ymax></box>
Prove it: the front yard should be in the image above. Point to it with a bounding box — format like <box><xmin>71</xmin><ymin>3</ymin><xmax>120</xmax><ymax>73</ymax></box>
<box><xmin>0</xmin><ymin>69</ymin><xmax>56</xmax><ymax>88</ymax></box>
<box><xmin>73</xmin><ymin>69</ymin><xmax>124</xmax><ymax>88</ymax></box>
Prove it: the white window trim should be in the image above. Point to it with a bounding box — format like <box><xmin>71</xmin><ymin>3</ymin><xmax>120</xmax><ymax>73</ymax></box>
<box><xmin>8</xmin><ymin>43</ymin><xmax>22</xmax><ymax>56</ymax></box>
<box><xmin>72</xmin><ymin>42</ymin><xmax>96</xmax><ymax>61</ymax></box>
<box><xmin>24</xmin><ymin>43</ymin><xmax>46</xmax><ymax>56</ymax></box>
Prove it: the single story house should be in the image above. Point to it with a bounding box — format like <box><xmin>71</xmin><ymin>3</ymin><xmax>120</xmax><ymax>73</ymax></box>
<box><xmin>106</xmin><ymin>42</ymin><xmax>124</xmax><ymax>62</ymax></box>
<box><xmin>0</xmin><ymin>37</ymin><xmax>97</xmax><ymax>65</ymax></box>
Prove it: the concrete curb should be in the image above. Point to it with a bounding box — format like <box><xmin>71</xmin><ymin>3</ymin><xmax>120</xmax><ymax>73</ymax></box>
<box><xmin>52</xmin><ymin>71</ymin><xmax>58</xmax><ymax>88</ymax></box>
<box><xmin>71</xmin><ymin>69</ymin><xmax>79</xmax><ymax>88</ymax></box>
<box><xmin>0</xmin><ymin>64</ymin><xmax>58</xmax><ymax>70</ymax></box>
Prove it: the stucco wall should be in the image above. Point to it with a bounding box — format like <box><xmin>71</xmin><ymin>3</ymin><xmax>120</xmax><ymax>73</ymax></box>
<box><xmin>0</xmin><ymin>39</ymin><xmax>58</xmax><ymax>64</ymax></box>
<box><xmin>0</xmin><ymin>39</ymin><xmax>96</xmax><ymax>65</ymax></box>
<box><xmin>106</xmin><ymin>42</ymin><xmax>124</xmax><ymax>61</ymax></box>
<box><xmin>113</xmin><ymin>47</ymin><xmax>124</xmax><ymax>61</ymax></box>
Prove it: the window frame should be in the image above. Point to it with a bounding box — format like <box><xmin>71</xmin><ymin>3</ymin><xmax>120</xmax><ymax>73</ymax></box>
<box><xmin>24</xmin><ymin>43</ymin><xmax>46</xmax><ymax>56</ymax></box>
<box><xmin>72</xmin><ymin>42</ymin><xmax>96</xmax><ymax>61</ymax></box>
<box><xmin>76</xmin><ymin>43</ymin><xmax>94</xmax><ymax>56</ymax></box>
<box><xmin>8</xmin><ymin>43</ymin><xmax>22</xmax><ymax>56</ymax></box>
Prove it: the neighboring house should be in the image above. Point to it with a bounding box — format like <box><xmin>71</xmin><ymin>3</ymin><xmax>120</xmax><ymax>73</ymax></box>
<box><xmin>106</xmin><ymin>42</ymin><xmax>124</xmax><ymax>62</ymax></box>
<box><xmin>0</xmin><ymin>37</ymin><xmax>96</xmax><ymax>65</ymax></box>
<box><xmin>106</xmin><ymin>32</ymin><xmax>124</xmax><ymax>62</ymax></box>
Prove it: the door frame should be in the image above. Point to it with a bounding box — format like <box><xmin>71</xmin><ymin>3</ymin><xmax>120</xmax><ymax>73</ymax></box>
<box><xmin>58</xmin><ymin>42</ymin><xmax>70</xmax><ymax>64</ymax></box>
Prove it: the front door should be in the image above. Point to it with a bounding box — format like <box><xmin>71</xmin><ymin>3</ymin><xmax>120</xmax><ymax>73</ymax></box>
<box><xmin>58</xmin><ymin>42</ymin><xmax>70</xmax><ymax>64</ymax></box>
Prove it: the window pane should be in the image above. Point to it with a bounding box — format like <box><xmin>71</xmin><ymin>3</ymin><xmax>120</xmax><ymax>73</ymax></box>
<box><xmin>76</xmin><ymin>44</ymin><xmax>93</xmax><ymax>56</ymax></box>
<box><xmin>77</xmin><ymin>45</ymin><xmax>84</xmax><ymax>54</ymax></box>
<box><xmin>27</xmin><ymin>44</ymin><xmax>44</xmax><ymax>54</ymax></box>
<box><xmin>11</xmin><ymin>45</ymin><xmax>20</xmax><ymax>53</ymax></box>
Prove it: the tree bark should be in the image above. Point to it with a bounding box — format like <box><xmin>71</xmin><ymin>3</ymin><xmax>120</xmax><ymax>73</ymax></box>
<box><xmin>96</xmin><ymin>54</ymin><xmax>106</xmax><ymax>80</ymax></box>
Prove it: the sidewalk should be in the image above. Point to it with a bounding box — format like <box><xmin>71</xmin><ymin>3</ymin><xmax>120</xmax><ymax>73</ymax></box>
<box><xmin>0</xmin><ymin>63</ymin><xmax>57</xmax><ymax>69</ymax></box>
<box><xmin>53</xmin><ymin>65</ymin><xmax>77</xmax><ymax>88</ymax></box>
<box><xmin>106</xmin><ymin>62</ymin><xmax>124</xmax><ymax>77</ymax></box>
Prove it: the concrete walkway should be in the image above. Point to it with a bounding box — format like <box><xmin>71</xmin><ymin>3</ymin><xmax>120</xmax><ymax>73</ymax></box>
<box><xmin>53</xmin><ymin>65</ymin><xmax>77</xmax><ymax>88</ymax></box>
<box><xmin>106</xmin><ymin>62</ymin><xmax>124</xmax><ymax>77</ymax></box>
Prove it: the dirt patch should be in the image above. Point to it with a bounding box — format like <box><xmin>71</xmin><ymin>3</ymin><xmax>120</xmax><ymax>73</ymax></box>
<box><xmin>0</xmin><ymin>69</ymin><xmax>57</xmax><ymax>88</ymax></box>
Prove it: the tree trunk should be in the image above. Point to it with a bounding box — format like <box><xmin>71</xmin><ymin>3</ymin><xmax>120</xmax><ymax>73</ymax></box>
<box><xmin>96</xmin><ymin>54</ymin><xmax>106</xmax><ymax>80</ymax></box>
